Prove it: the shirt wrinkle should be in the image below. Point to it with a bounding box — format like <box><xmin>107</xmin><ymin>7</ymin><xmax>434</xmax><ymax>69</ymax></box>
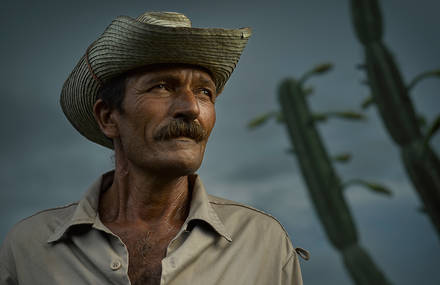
<box><xmin>0</xmin><ymin>264</ymin><xmax>18</xmax><ymax>284</ymax></box>
<box><xmin>209</xmin><ymin>197</ymin><xmax>291</xmax><ymax>241</ymax></box>
<box><xmin>281</xmin><ymin>249</ymin><xmax>296</xmax><ymax>270</ymax></box>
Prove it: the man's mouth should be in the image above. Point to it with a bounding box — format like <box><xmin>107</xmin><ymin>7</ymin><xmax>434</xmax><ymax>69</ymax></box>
<box><xmin>173</xmin><ymin>136</ymin><xmax>192</xmax><ymax>140</ymax></box>
<box><xmin>154</xmin><ymin>119</ymin><xmax>207</xmax><ymax>142</ymax></box>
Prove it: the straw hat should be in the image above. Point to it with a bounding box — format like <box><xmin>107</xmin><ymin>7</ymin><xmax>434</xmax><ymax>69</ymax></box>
<box><xmin>60</xmin><ymin>11</ymin><xmax>252</xmax><ymax>149</ymax></box>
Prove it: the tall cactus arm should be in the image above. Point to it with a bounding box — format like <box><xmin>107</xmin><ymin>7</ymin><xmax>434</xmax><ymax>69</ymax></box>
<box><xmin>350</xmin><ymin>0</ymin><xmax>440</xmax><ymax>237</ymax></box>
<box><xmin>279</xmin><ymin>79</ymin><xmax>358</xmax><ymax>248</ymax></box>
<box><xmin>278</xmin><ymin>79</ymin><xmax>392</xmax><ymax>284</ymax></box>
<box><xmin>365</xmin><ymin>43</ymin><xmax>422</xmax><ymax>145</ymax></box>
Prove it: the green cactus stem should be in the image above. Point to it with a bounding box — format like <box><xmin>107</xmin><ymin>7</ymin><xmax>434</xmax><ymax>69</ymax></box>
<box><xmin>279</xmin><ymin>79</ymin><xmax>392</xmax><ymax>285</ymax></box>
<box><xmin>350</xmin><ymin>0</ymin><xmax>440</xmax><ymax>236</ymax></box>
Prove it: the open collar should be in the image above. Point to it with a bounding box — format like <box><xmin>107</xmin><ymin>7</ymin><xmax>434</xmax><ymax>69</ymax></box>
<box><xmin>47</xmin><ymin>172</ymin><xmax>231</xmax><ymax>243</ymax></box>
<box><xmin>185</xmin><ymin>175</ymin><xmax>232</xmax><ymax>241</ymax></box>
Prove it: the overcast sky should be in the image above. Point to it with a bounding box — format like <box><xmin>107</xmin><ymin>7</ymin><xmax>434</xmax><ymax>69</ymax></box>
<box><xmin>1</xmin><ymin>0</ymin><xmax>440</xmax><ymax>284</ymax></box>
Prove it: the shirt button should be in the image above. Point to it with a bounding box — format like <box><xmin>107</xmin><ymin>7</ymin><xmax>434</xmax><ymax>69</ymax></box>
<box><xmin>110</xmin><ymin>260</ymin><xmax>122</xmax><ymax>271</ymax></box>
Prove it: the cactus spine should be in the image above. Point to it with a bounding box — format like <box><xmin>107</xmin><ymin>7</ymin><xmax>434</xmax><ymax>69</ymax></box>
<box><xmin>350</xmin><ymin>0</ymin><xmax>440</xmax><ymax>236</ymax></box>
<box><xmin>278</xmin><ymin>78</ymin><xmax>391</xmax><ymax>285</ymax></box>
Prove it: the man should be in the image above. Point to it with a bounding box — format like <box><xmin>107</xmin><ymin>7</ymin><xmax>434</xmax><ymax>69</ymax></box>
<box><xmin>0</xmin><ymin>11</ymin><xmax>307</xmax><ymax>285</ymax></box>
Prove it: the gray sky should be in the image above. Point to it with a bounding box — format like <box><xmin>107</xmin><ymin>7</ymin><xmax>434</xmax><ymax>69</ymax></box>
<box><xmin>1</xmin><ymin>0</ymin><xmax>440</xmax><ymax>284</ymax></box>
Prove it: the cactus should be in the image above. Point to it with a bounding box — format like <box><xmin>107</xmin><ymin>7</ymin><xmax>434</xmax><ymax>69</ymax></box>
<box><xmin>249</xmin><ymin>63</ymin><xmax>393</xmax><ymax>284</ymax></box>
<box><xmin>278</xmin><ymin>74</ymin><xmax>391</xmax><ymax>285</ymax></box>
<box><xmin>350</xmin><ymin>0</ymin><xmax>440</xmax><ymax>236</ymax></box>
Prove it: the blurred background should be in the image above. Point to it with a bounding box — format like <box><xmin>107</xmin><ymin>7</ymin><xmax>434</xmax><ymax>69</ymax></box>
<box><xmin>1</xmin><ymin>0</ymin><xmax>439</xmax><ymax>284</ymax></box>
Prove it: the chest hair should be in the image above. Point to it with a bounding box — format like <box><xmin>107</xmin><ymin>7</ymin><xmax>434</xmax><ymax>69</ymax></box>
<box><xmin>117</xmin><ymin>228</ymin><xmax>178</xmax><ymax>285</ymax></box>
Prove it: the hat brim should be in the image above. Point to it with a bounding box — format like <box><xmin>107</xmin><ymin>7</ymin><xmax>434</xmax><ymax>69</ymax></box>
<box><xmin>60</xmin><ymin>16</ymin><xmax>251</xmax><ymax>149</ymax></box>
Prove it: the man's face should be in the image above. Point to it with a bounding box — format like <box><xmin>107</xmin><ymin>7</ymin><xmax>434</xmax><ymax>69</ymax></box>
<box><xmin>111</xmin><ymin>64</ymin><xmax>217</xmax><ymax>176</ymax></box>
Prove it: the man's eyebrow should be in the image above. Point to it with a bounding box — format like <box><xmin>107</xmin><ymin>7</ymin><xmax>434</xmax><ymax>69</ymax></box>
<box><xmin>196</xmin><ymin>77</ymin><xmax>216</xmax><ymax>90</ymax></box>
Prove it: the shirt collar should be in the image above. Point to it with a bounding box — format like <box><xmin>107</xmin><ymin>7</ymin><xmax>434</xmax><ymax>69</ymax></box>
<box><xmin>47</xmin><ymin>171</ymin><xmax>231</xmax><ymax>243</ymax></box>
<box><xmin>186</xmin><ymin>175</ymin><xmax>232</xmax><ymax>241</ymax></box>
<box><xmin>47</xmin><ymin>174</ymin><xmax>102</xmax><ymax>243</ymax></box>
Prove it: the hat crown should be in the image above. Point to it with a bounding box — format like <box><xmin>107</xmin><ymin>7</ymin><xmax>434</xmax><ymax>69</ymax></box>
<box><xmin>136</xmin><ymin>11</ymin><xmax>192</xmax><ymax>28</ymax></box>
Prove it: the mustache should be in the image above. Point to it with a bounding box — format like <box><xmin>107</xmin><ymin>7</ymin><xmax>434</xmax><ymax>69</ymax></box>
<box><xmin>153</xmin><ymin>119</ymin><xmax>208</xmax><ymax>142</ymax></box>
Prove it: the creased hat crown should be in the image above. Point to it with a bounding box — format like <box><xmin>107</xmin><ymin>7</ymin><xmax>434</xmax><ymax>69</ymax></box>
<box><xmin>136</xmin><ymin>11</ymin><xmax>192</xmax><ymax>27</ymax></box>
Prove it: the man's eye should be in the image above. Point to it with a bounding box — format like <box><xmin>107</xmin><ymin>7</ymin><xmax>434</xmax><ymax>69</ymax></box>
<box><xmin>200</xmin><ymin>88</ymin><xmax>212</xmax><ymax>97</ymax></box>
<box><xmin>147</xmin><ymin>83</ymin><xmax>168</xmax><ymax>93</ymax></box>
<box><xmin>198</xmin><ymin>88</ymin><xmax>216</xmax><ymax>102</ymax></box>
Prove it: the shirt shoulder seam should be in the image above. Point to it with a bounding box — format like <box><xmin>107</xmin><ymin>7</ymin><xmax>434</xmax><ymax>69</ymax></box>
<box><xmin>16</xmin><ymin>202</ymin><xmax>78</xmax><ymax>224</ymax></box>
<box><xmin>209</xmin><ymin>198</ymin><xmax>291</xmax><ymax>239</ymax></box>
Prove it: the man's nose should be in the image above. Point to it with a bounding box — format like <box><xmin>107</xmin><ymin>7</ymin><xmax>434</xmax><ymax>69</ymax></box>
<box><xmin>172</xmin><ymin>87</ymin><xmax>200</xmax><ymax>120</ymax></box>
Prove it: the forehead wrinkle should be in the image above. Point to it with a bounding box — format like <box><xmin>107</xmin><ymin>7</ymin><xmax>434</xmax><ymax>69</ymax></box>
<box><xmin>136</xmin><ymin>63</ymin><xmax>213</xmax><ymax>81</ymax></box>
<box><xmin>133</xmin><ymin>73</ymin><xmax>180</xmax><ymax>89</ymax></box>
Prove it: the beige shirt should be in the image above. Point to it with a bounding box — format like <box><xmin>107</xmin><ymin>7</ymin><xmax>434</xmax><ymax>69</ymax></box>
<box><xmin>0</xmin><ymin>173</ymin><xmax>306</xmax><ymax>285</ymax></box>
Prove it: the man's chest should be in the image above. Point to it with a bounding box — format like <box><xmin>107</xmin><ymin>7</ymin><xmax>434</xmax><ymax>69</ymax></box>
<box><xmin>116</xmin><ymin>229</ymin><xmax>178</xmax><ymax>285</ymax></box>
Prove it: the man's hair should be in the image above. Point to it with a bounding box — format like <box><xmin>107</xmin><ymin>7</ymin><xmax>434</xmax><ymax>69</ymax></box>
<box><xmin>96</xmin><ymin>73</ymin><xmax>127</xmax><ymax>113</ymax></box>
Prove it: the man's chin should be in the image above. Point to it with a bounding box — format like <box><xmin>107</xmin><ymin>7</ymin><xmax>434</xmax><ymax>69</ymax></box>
<box><xmin>159</xmin><ymin>159</ymin><xmax>203</xmax><ymax>177</ymax></box>
<box><xmin>150</xmin><ymin>148</ymin><xmax>204</xmax><ymax>174</ymax></box>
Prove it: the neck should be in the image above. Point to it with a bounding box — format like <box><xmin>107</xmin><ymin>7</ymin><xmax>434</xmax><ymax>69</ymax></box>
<box><xmin>98</xmin><ymin>146</ymin><xmax>191</xmax><ymax>228</ymax></box>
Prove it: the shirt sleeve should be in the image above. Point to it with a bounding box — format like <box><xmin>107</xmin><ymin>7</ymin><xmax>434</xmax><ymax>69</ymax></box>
<box><xmin>281</xmin><ymin>250</ymin><xmax>303</xmax><ymax>285</ymax></box>
<box><xmin>0</xmin><ymin>266</ymin><xmax>17</xmax><ymax>285</ymax></box>
<box><xmin>0</xmin><ymin>232</ymin><xmax>18</xmax><ymax>285</ymax></box>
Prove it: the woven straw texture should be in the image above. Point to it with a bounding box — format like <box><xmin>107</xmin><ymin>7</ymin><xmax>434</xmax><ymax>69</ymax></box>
<box><xmin>60</xmin><ymin>12</ymin><xmax>251</xmax><ymax>149</ymax></box>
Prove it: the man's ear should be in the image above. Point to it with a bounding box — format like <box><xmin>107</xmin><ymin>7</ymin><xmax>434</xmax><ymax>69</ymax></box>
<box><xmin>93</xmin><ymin>99</ymin><xmax>120</xmax><ymax>139</ymax></box>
